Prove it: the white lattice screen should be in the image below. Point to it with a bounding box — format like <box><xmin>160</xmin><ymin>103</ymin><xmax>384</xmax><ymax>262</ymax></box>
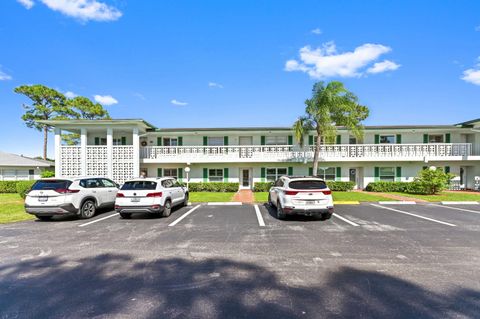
<box><xmin>112</xmin><ymin>146</ymin><xmax>135</xmax><ymax>183</ymax></box>
<box><xmin>60</xmin><ymin>146</ymin><xmax>82</xmax><ymax>177</ymax></box>
<box><xmin>86</xmin><ymin>146</ymin><xmax>108</xmax><ymax>177</ymax></box>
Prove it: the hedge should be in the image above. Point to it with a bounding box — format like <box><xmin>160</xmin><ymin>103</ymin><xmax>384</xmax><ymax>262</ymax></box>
<box><xmin>16</xmin><ymin>181</ymin><xmax>36</xmax><ymax>199</ymax></box>
<box><xmin>326</xmin><ymin>181</ymin><xmax>355</xmax><ymax>192</ymax></box>
<box><xmin>253</xmin><ymin>182</ymin><xmax>273</xmax><ymax>192</ymax></box>
<box><xmin>187</xmin><ymin>182</ymin><xmax>239</xmax><ymax>192</ymax></box>
<box><xmin>0</xmin><ymin>181</ymin><xmax>19</xmax><ymax>193</ymax></box>
<box><xmin>365</xmin><ymin>182</ymin><xmax>409</xmax><ymax>193</ymax></box>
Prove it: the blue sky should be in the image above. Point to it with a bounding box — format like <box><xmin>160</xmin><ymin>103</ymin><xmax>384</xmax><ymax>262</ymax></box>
<box><xmin>1</xmin><ymin>0</ymin><xmax>480</xmax><ymax>157</ymax></box>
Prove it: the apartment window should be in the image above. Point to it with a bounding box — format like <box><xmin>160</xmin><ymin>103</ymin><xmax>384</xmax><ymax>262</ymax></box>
<box><xmin>163</xmin><ymin>168</ymin><xmax>178</xmax><ymax>178</ymax></box>
<box><xmin>428</xmin><ymin>134</ymin><xmax>444</xmax><ymax>143</ymax></box>
<box><xmin>208</xmin><ymin>169</ymin><xmax>223</xmax><ymax>182</ymax></box>
<box><xmin>349</xmin><ymin>136</ymin><xmax>357</xmax><ymax>144</ymax></box>
<box><xmin>265</xmin><ymin>136</ymin><xmax>287</xmax><ymax>145</ymax></box>
<box><xmin>266</xmin><ymin>168</ymin><xmax>288</xmax><ymax>182</ymax></box>
<box><xmin>100</xmin><ymin>138</ymin><xmax>107</xmax><ymax>145</ymax></box>
<box><xmin>113</xmin><ymin>138</ymin><xmax>122</xmax><ymax>145</ymax></box>
<box><xmin>163</xmin><ymin>138</ymin><xmax>178</xmax><ymax>146</ymax></box>
<box><xmin>379</xmin><ymin>167</ymin><xmax>395</xmax><ymax>182</ymax></box>
<box><xmin>208</xmin><ymin>137</ymin><xmax>224</xmax><ymax>146</ymax></box>
<box><xmin>317</xmin><ymin>167</ymin><xmax>336</xmax><ymax>181</ymax></box>
<box><xmin>380</xmin><ymin>135</ymin><xmax>395</xmax><ymax>144</ymax></box>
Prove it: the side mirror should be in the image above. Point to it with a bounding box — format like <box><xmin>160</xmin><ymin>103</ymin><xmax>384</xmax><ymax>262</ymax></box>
<box><xmin>116</xmin><ymin>183</ymin><xmax>120</xmax><ymax>188</ymax></box>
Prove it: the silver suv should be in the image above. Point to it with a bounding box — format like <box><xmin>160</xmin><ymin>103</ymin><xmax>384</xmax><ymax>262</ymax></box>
<box><xmin>25</xmin><ymin>177</ymin><xmax>119</xmax><ymax>221</ymax></box>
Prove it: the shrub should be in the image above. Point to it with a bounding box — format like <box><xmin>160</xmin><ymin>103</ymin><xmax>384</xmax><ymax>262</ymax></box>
<box><xmin>186</xmin><ymin>182</ymin><xmax>239</xmax><ymax>192</ymax></box>
<box><xmin>16</xmin><ymin>181</ymin><xmax>35</xmax><ymax>199</ymax></box>
<box><xmin>41</xmin><ymin>170</ymin><xmax>55</xmax><ymax>178</ymax></box>
<box><xmin>326</xmin><ymin>181</ymin><xmax>355</xmax><ymax>192</ymax></box>
<box><xmin>410</xmin><ymin>168</ymin><xmax>453</xmax><ymax>195</ymax></box>
<box><xmin>0</xmin><ymin>181</ymin><xmax>19</xmax><ymax>193</ymax></box>
<box><xmin>253</xmin><ymin>182</ymin><xmax>273</xmax><ymax>192</ymax></box>
<box><xmin>365</xmin><ymin>181</ymin><xmax>409</xmax><ymax>193</ymax></box>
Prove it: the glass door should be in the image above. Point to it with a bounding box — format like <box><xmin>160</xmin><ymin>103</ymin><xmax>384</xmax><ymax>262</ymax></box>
<box><xmin>241</xmin><ymin>169</ymin><xmax>250</xmax><ymax>188</ymax></box>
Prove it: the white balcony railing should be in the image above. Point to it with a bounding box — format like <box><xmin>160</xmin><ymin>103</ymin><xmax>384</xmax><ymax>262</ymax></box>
<box><xmin>140</xmin><ymin>143</ymin><xmax>473</xmax><ymax>163</ymax></box>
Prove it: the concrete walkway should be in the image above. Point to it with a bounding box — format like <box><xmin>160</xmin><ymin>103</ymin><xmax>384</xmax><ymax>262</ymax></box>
<box><xmin>233</xmin><ymin>190</ymin><xmax>255</xmax><ymax>203</ymax></box>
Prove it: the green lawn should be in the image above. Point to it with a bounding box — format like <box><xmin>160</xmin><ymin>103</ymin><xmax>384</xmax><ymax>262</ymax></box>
<box><xmin>387</xmin><ymin>192</ymin><xmax>480</xmax><ymax>202</ymax></box>
<box><xmin>253</xmin><ymin>191</ymin><xmax>393</xmax><ymax>203</ymax></box>
<box><xmin>189</xmin><ymin>192</ymin><xmax>235</xmax><ymax>202</ymax></box>
<box><xmin>0</xmin><ymin>193</ymin><xmax>34</xmax><ymax>224</ymax></box>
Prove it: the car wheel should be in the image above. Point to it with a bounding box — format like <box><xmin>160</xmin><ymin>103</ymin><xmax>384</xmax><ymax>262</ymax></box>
<box><xmin>36</xmin><ymin>215</ymin><xmax>52</xmax><ymax>221</ymax></box>
<box><xmin>79</xmin><ymin>200</ymin><xmax>96</xmax><ymax>219</ymax></box>
<box><xmin>183</xmin><ymin>193</ymin><xmax>189</xmax><ymax>207</ymax></box>
<box><xmin>162</xmin><ymin>200</ymin><xmax>172</xmax><ymax>217</ymax></box>
<box><xmin>276</xmin><ymin>201</ymin><xmax>286</xmax><ymax>220</ymax></box>
<box><xmin>268</xmin><ymin>193</ymin><xmax>273</xmax><ymax>206</ymax></box>
<box><xmin>120</xmin><ymin>213</ymin><xmax>131</xmax><ymax>219</ymax></box>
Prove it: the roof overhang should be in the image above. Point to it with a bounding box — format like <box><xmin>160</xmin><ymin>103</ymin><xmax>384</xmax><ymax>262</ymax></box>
<box><xmin>37</xmin><ymin>119</ymin><xmax>156</xmax><ymax>134</ymax></box>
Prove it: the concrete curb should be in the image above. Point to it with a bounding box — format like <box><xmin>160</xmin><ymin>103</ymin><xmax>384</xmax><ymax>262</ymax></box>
<box><xmin>207</xmin><ymin>202</ymin><xmax>243</xmax><ymax>206</ymax></box>
<box><xmin>335</xmin><ymin>201</ymin><xmax>360</xmax><ymax>205</ymax></box>
<box><xmin>441</xmin><ymin>201</ymin><xmax>479</xmax><ymax>205</ymax></box>
<box><xmin>378</xmin><ymin>201</ymin><xmax>417</xmax><ymax>205</ymax></box>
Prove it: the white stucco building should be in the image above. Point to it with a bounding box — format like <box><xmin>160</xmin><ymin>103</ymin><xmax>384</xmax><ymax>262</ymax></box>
<box><xmin>0</xmin><ymin>151</ymin><xmax>54</xmax><ymax>180</ymax></box>
<box><xmin>41</xmin><ymin>118</ymin><xmax>480</xmax><ymax>190</ymax></box>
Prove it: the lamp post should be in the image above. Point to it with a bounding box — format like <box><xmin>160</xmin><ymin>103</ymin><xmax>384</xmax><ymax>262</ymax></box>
<box><xmin>184</xmin><ymin>166</ymin><xmax>191</xmax><ymax>190</ymax></box>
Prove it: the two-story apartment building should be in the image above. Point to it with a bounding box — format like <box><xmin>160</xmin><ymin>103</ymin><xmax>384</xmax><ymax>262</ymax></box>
<box><xmin>41</xmin><ymin>118</ymin><xmax>480</xmax><ymax>190</ymax></box>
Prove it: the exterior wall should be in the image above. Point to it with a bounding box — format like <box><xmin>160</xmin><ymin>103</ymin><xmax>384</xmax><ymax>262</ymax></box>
<box><xmin>0</xmin><ymin>167</ymin><xmax>47</xmax><ymax>180</ymax></box>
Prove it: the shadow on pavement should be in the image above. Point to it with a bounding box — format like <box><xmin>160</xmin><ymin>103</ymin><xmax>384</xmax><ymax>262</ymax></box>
<box><xmin>0</xmin><ymin>254</ymin><xmax>478</xmax><ymax>318</ymax></box>
<box><xmin>262</xmin><ymin>203</ymin><xmax>325</xmax><ymax>222</ymax></box>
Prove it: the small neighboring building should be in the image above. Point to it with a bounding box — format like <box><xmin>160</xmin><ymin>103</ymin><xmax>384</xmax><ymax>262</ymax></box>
<box><xmin>0</xmin><ymin>151</ymin><xmax>54</xmax><ymax>181</ymax></box>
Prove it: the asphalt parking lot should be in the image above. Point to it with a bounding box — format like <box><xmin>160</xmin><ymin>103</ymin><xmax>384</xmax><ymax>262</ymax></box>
<box><xmin>1</xmin><ymin>203</ymin><xmax>479</xmax><ymax>318</ymax></box>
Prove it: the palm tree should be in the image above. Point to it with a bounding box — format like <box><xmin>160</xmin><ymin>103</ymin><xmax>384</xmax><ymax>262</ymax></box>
<box><xmin>293</xmin><ymin>81</ymin><xmax>369</xmax><ymax>175</ymax></box>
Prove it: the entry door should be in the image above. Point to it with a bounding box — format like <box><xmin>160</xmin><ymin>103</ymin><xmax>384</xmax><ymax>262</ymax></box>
<box><xmin>349</xmin><ymin>168</ymin><xmax>357</xmax><ymax>188</ymax></box>
<box><xmin>239</xmin><ymin>136</ymin><xmax>253</xmax><ymax>145</ymax></box>
<box><xmin>241</xmin><ymin>169</ymin><xmax>250</xmax><ymax>188</ymax></box>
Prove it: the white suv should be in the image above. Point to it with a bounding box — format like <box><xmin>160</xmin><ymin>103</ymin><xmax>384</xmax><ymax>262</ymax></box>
<box><xmin>115</xmin><ymin>177</ymin><xmax>188</xmax><ymax>219</ymax></box>
<box><xmin>25</xmin><ymin>177</ymin><xmax>119</xmax><ymax>221</ymax></box>
<box><xmin>268</xmin><ymin>176</ymin><xmax>334</xmax><ymax>220</ymax></box>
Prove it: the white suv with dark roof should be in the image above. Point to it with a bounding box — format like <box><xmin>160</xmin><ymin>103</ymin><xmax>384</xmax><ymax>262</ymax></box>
<box><xmin>24</xmin><ymin>177</ymin><xmax>119</xmax><ymax>221</ymax></box>
<box><xmin>268</xmin><ymin>176</ymin><xmax>334</xmax><ymax>220</ymax></box>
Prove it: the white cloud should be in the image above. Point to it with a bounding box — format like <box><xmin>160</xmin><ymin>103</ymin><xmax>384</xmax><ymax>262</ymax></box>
<box><xmin>285</xmin><ymin>41</ymin><xmax>398</xmax><ymax>79</ymax></box>
<box><xmin>64</xmin><ymin>91</ymin><xmax>77</xmax><ymax>98</ymax></box>
<box><xmin>367</xmin><ymin>60</ymin><xmax>401</xmax><ymax>74</ymax></box>
<box><xmin>39</xmin><ymin>0</ymin><xmax>122</xmax><ymax>22</ymax></box>
<box><xmin>0</xmin><ymin>67</ymin><xmax>12</xmax><ymax>81</ymax></box>
<box><xmin>171</xmin><ymin>99</ymin><xmax>188</xmax><ymax>106</ymax></box>
<box><xmin>462</xmin><ymin>68</ymin><xmax>480</xmax><ymax>85</ymax></box>
<box><xmin>208</xmin><ymin>82</ymin><xmax>224</xmax><ymax>89</ymax></box>
<box><xmin>311</xmin><ymin>28</ymin><xmax>322</xmax><ymax>35</ymax></box>
<box><xmin>17</xmin><ymin>0</ymin><xmax>35</xmax><ymax>9</ymax></box>
<box><xmin>94</xmin><ymin>94</ymin><xmax>118</xmax><ymax>105</ymax></box>
<box><xmin>133</xmin><ymin>92</ymin><xmax>146</xmax><ymax>101</ymax></box>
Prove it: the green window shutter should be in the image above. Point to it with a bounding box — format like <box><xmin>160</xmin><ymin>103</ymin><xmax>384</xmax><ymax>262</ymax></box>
<box><xmin>178</xmin><ymin>137</ymin><xmax>183</xmax><ymax>146</ymax></box>
<box><xmin>336</xmin><ymin>135</ymin><xmax>341</xmax><ymax>144</ymax></box>
<box><xmin>396</xmin><ymin>167</ymin><xmax>402</xmax><ymax>182</ymax></box>
<box><xmin>396</xmin><ymin>134</ymin><xmax>402</xmax><ymax>144</ymax></box>
<box><xmin>423</xmin><ymin>134</ymin><xmax>428</xmax><ymax>144</ymax></box>
<box><xmin>157</xmin><ymin>168</ymin><xmax>162</xmax><ymax>177</ymax></box>
<box><xmin>374</xmin><ymin>167</ymin><xmax>380</xmax><ymax>182</ymax></box>
<box><xmin>445</xmin><ymin>166</ymin><xmax>450</xmax><ymax>174</ymax></box>
<box><xmin>94</xmin><ymin>137</ymin><xmax>100</xmax><ymax>145</ymax></box>
<box><xmin>203</xmin><ymin>136</ymin><xmax>208</xmax><ymax>146</ymax></box>
<box><xmin>336</xmin><ymin>167</ymin><xmax>342</xmax><ymax>181</ymax></box>
<box><xmin>177</xmin><ymin>168</ymin><xmax>183</xmax><ymax>182</ymax></box>
<box><xmin>445</xmin><ymin>133</ymin><xmax>451</xmax><ymax>143</ymax></box>
<box><xmin>309</xmin><ymin>135</ymin><xmax>314</xmax><ymax>145</ymax></box>
<box><xmin>374</xmin><ymin>135</ymin><xmax>380</xmax><ymax>144</ymax></box>
<box><xmin>288</xmin><ymin>135</ymin><xmax>293</xmax><ymax>145</ymax></box>
<box><xmin>157</xmin><ymin>137</ymin><xmax>162</xmax><ymax>146</ymax></box>
<box><xmin>261</xmin><ymin>167</ymin><xmax>266</xmax><ymax>182</ymax></box>
<box><xmin>309</xmin><ymin>167</ymin><xmax>313</xmax><ymax>176</ymax></box>
<box><xmin>121</xmin><ymin>136</ymin><xmax>126</xmax><ymax>145</ymax></box>
<box><xmin>288</xmin><ymin>167</ymin><xmax>293</xmax><ymax>175</ymax></box>
<box><xmin>224</xmin><ymin>168</ymin><xmax>229</xmax><ymax>182</ymax></box>
<box><xmin>223</xmin><ymin>136</ymin><xmax>229</xmax><ymax>146</ymax></box>
<box><xmin>203</xmin><ymin>168</ymin><xmax>208</xmax><ymax>182</ymax></box>
<box><xmin>260</xmin><ymin>136</ymin><xmax>266</xmax><ymax>145</ymax></box>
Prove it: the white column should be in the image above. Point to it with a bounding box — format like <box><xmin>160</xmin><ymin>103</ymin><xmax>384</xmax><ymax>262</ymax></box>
<box><xmin>80</xmin><ymin>128</ymin><xmax>87</xmax><ymax>176</ymax></box>
<box><xmin>107</xmin><ymin>128</ymin><xmax>113</xmax><ymax>179</ymax></box>
<box><xmin>54</xmin><ymin>128</ymin><xmax>61</xmax><ymax>177</ymax></box>
<box><xmin>133</xmin><ymin>127</ymin><xmax>140</xmax><ymax>178</ymax></box>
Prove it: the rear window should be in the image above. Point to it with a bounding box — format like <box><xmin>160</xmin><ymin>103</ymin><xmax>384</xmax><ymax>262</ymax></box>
<box><xmin>121</xmin><ymin>181</ymin><xmax>157</xmax><ymax>190</ymax></box>
<box><xmin>288</xmin><ymin>180</ymin><xmax>327</xmax><ymax>190</ymax></box>
<box><xmin>31</xmin><ymin>180</ymin><xmax>72</xmax><ymax>190</ymax></box>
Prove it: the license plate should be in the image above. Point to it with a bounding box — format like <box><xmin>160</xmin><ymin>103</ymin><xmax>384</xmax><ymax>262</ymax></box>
<box><xmin>38</xmin><ymin>196</ymin><xmax>48</xmax><ymax>202</ymax></box>
<box><xmin>131</xmin><ymin>198</ymin><xmax>140</xmax><ymax>202</ymax></box>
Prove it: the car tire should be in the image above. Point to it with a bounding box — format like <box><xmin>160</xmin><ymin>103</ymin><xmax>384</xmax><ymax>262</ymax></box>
<box><xmin>36</xmin><ymin>215</ymin><xmax>52</xmax><ymax>221</ymax></box>
<box><xmin>162</xmin><ymin>200</ymin><xmax>172</xmax><ymax>217</ymax></box>
<box><xmin>120</xmin><ymin>213</ymin><xmax>131</xmax><ymax>219</ymax></box>
<box><xmin>183</xmin><ymin>193</ymin><xmax>189</xmax><ymax>207</ymax></box>
<box><xmin>79</xmin><ymin>200</ymin><xmax>96</xmax><ymax>219</ymax></box>
<box><xmin>276</xmin><ymin>200</ymin><xmax>286</xmax><ymax>220</ymax></box>
<box><xmin>268</xmin><ymin>193</ymin><xmax>273</xmax><ymax>206</ymax></box>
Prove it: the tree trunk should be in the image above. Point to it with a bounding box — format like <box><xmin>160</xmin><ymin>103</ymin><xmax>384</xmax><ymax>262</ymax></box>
<box><xmin>312</xmin><ymin>131</ymin><xmax>322</xmax><ymax>175</ymax></box>
<box><xmin>43</xmin><ymin>126</ymin><xmax>48</xmax><ymax>160</ymax></box>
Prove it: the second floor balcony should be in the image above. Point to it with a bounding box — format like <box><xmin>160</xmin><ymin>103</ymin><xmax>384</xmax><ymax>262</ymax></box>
<box><xmin>140</xmin><ymin>143</ymin><xmax>475</xmax><ymax>163</ymax></box>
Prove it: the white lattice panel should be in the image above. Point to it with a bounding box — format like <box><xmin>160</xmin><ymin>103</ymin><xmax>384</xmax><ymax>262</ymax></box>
<box><xmin>60</xmin><ymin>146</ymin><xmax>82</xmax><ymax>177</ymax></box>
<box><xmin>112</xmin><ymin>146</ymin><xmax>135</xmax><ymax>183</ymax></box>
<box><xmin>86</xmin><ymin>146</ymin><xmax>108</xmax><ymax>177</ymax></box>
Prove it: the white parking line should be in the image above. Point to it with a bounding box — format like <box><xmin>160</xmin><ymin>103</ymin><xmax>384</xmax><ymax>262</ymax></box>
<box><xmin>168</xmin><ymin>205</ymin><xmax>201</xmax><ymax>227</ymax></box>
<box><xmin>429</xmin><ymin>203</ymin><xmax>480</xmax><ymax>215</ymax></box>
<box><xmin>371</xmin><ymin>204</ymin><xmax>456</xmax><ymax>227</ymax></box>
<box><xmin>254</xmin><ymin>205</ymin><xmax>265</xmax><ymax>227</ymax></box>
<box><xmin>78</xmin><ymin>213</ymin><xmax>119</xmax><ymax>227</ymax></box>
<box><xmin>332</xmin><ymin>213</ymin><xmax>359</xmax><ymax>227</ymax></box>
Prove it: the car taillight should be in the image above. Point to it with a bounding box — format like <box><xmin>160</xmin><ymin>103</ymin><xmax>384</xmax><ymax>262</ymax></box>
<box><xmin>285</xmin><ymin>191</ymin><xmax>298</xmax><ymax>196</ymax></box>
<box><xmin>146</xmin><ymin>192</ymin><xmax>163</xmax><ymax>198</ymax></box>
<box><xmin>321</xmin><ymin>190</ymin><xmax>332</xmax><ymax>195</ymax></box>
<box><xmin>55</xmin><ymin>188</ymin><xmax>80</xmax><ymax>194</ymax></box>
<box><xmin>116</xmin><ymin>193</ymin><xmax>125</xmax><ymax>198</ymax></box>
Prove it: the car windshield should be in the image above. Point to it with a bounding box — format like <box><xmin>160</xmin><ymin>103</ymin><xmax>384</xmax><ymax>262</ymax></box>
<box><xmin>289</xmin><ymin>180</ymin><xmax>327</xmax><ymax>190</ymax></box>
<box><xmin>31</xmin><ymin>180</ymin><xmax>72</xmax><ymax>190</ymax></box>
<box><xmin>121</xmin><ymin>181</ymin><xmax>157</xmax><ymax>190</ymax></box>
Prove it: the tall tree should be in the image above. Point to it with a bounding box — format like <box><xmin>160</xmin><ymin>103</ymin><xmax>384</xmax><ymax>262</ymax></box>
<box><xmin>293</xmin><ymin>81</ymin><xmax>369</xmax><ymax>175</ymax></box>
<box><xmin>15</xmin><ymin>85</ymin><xmax>74</xmax><ymax>159</ymax></box>
<box><xmin>68</xmin><ymin>96</ymin><xmax>110</xmax><ymax>120</ymax></box>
